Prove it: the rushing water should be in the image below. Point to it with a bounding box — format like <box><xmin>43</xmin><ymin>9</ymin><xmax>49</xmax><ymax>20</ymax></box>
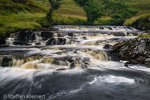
<box><xmin>0</xmin><ymin>25</ymin><xmax>150</xmax><ymax>100</ymax></box>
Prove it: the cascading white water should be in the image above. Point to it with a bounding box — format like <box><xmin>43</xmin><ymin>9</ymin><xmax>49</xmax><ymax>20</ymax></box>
<box><xmin>1</xmin><ymin>25</ymin><xmax>149</xmax><ymax>100</ymax></box>
<box><xmin>2</xmin><ymin>25</ymin><xmax>139</xmax><ymax>70</ymax></box>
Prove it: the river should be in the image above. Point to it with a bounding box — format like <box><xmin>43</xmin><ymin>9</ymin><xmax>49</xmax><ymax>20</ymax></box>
<box><xmin>0</xmin><ymin>25</ymin><xmax>150</xmax><ymax>100</ymax></box>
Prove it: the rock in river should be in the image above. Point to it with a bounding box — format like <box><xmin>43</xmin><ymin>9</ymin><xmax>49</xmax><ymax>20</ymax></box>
<box><xmin>112</xmin><ymin>38</ymin><xmax>150</xmax><ymax>67</ymax></box>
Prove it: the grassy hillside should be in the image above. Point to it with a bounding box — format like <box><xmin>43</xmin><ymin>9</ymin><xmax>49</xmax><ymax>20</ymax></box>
<box><xmin>52</xmin><ymin>0</ymin><xmax>87</xmax><ymax>25</ymax></box>
<box><xmin>35</xmin><ymin>0</ymin><xmax>50</xmax><ymax>11</ymax></box>
<box><xmin>53</xmin><ymin>0</ymin><xmax>150</xmax><ymax>26</ymax></box>
<box><xmin>121</xmin><ymin>0</ymin><xmax>150</xmax><ymax>13</ymax></box>
<box><xmin>0</xmin><ymin>0</ymin><xmax>149</xmax><ymax>39</ymax></box>
<box><xmin>0</xmin><ymin>0</ymin><xmax>47</xmax><ymax>15</ymax></box>
<box><xmin>0</xmin><ymin>0</ymin><xmax>50</xmax><ymax>44</ymax></box>
<box><xmin>122</xmin><ymin>0</ymin><xmax>150</xmax><ymax>29</ymax></box>
<box><xmin>54</xmin><ymin>0</ymin><xmax>86</xmax><ymax>19</ymax></box>
<box><xmin>124</xmin><ymin>13</ymin><xmax>150</xmax><ymax>30</ymax></box>
<box><xmin>96</xmin><ymin>0</ymin><xmax>150</xmax><ymax>13</ymax></box>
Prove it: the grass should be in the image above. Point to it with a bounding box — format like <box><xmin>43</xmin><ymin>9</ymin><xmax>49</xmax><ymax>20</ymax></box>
<box><xmin>54</xmin><ymin>0</ymin><xmax>87</xmax><ymax>19</ymax></box>
<box><xmin>124</xmin><ymin>13</ymin><xmax>150</xmax><ymax>30</ymax></box>
<box><xmin>0</xmin><ymin>0</ymin><xmax>50</xmax><ymax>43</ymax></box>
<box><xmin>121</xmin><ymin>0</ymin><xmax>150</xmax><ymax>13</ymax></box>
<box><xmin>52</xmin><ymin>14</ymin><xmax>86</xmax><ymax>25</ymax></box>
<box><xmin>138</xmin><ymin>34</ymin><xmax>150</xmax><ymax>38</ymax></box>
<box><xmin>0</xmin><ymin>12</ymin><xmax>49</xmax><ymax>39</ymax></box>
<box><xmin>94</xmin><ymin>16</ymin><xmax>113</xmax><ymax>25</ymax></box>
<box><xmin>0</xmin><ymin>0</ymin><xmax>47</xmax><ymax>15</ymax></box>
<box><xmin>124</xmin><ymin>13</ymin><xmax>150</xmax><ymax>26</ymax></box>
<box><xmin>0</xmin><ymin>12</ymin><xmax>48</xmax><ymax>33</ymax></box>
<box><xmin>121</xmin><ymin>0</ymin><xmax>150</xmax><ymax>29</ymax></box>
<box><xmin>35</xmin><ymin>0</ymin><xmax>50</xmax><ymax>11</ymax></box>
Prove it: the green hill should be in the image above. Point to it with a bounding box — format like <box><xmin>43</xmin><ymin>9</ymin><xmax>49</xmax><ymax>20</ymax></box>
<box><xmin>0</xmin><ymin>0</ymin><xmax>50</xmax><ymax>43</ymax></box>
<box><xmin>52</xmin><ymin>0</ymin><xmax>86</xmax><ymax>25</ymax></box>
<box><xmin>121</xmin><ymin>0</ymin><xmax>150</xmax><ymax>13</ymax></box>
<box><xmin>52</xmin><ymin>0</ymin><xmax>150</xmax><ymax>26</ymax></box>
<box><xmin>0</xmin><ymin>0</ymin><xmax>47</xmax><ymax>15</ymax></box>
<box><xmin>0</xmin><ymin>0</ymin><xmax>149</xmax><ymax>40</ymax></box>
<box><xmin>122</xmin><ymin>0</ymin><xmax>150</xmax><ymax>29</ymax></box>
<box><xmin>96</xmin><ymin>0</ymin><xmax>150</xmax><ymax>13</ymax></box>
<box><xmin>54</xmin><ymin>0</ymin><xmax>86</xmax><ymax>19</ymax></box>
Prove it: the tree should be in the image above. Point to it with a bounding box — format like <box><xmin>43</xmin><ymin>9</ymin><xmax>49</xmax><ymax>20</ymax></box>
<box><xmin>47</xmin><ymin>0</ymin><xmax>61</xmax><ymax>24</ymax></box>
<box><xmin>84</xmin><ymin>0</ymin><xmax>103</xmax><ymax>24</ymax></box>
<box><xmin>102</xmin><ymin>0</ymin><xmax>138</xmax><ymax>25</ymax></box>
<box><xmin>74</xmin><ymin>0</ymin><xmax>103</xmax><ymax>24</ymax></box>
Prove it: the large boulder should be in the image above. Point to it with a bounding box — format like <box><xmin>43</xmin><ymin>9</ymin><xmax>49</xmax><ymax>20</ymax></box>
<box><xmin>103</xmin><ymin>44</ymin><xmax>113</xmax><ymax>49</ymax></box>
<box><xmin>15</xmin><ymin>31</ymin><xmax>36</xmax><ymax>42</ymax></box>
<box><xmin>1</xmin><ymin>56</ymin><xmax>13</xmax><ymax>67</ymax></box>
<box><xmin>0</xmin><ymin>39</ymin><xmax>6</xmax><ymax>45</ymax></box>
<box><xmin>112</xmin><ymin>38</ymin><xmax>150</xmax><ymax>67</ymax></box>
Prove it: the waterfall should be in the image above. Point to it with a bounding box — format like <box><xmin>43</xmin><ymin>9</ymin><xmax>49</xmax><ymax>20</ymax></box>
<box><xmin>87</xmin><ymin>51</ymin><xmax>109</xmax><ymax>61</ymax></box>
<box><xmin>6</xmin><ymin>37</ymin><xmax>14</xmax><ymax>46</ymax></box>
<box><xmin>1</xmin><ymin>25</ymin><xmax>150</xmax><ymax>100</ymax></box>
<box><xmin>53</xmin><ymin>33</ymin><xmax>58</xmax><ymax>37</ymax></box>
<box><xmin>1</xmin><ymin>25</ymin><xmax>140</xmax><ymax>70</ymax></box>
<box><xmin>4</xmin><ymin>25</ymin><xmax>139</xmax><ymax>46</ymax></box>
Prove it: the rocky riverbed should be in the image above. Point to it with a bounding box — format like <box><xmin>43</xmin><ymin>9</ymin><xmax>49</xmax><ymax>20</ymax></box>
<box><xmin>1</xmin><ymin>25</ymin><xmax>150</xmax><ymax>100</ymax></box>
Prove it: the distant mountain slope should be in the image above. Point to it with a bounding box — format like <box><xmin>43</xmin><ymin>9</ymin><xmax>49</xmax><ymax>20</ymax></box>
<box><xmin>96</xmin><ymin>0</ymin><xmax>150</xmax><ymax>13</ymax></box>
<box><xmin>0</xmin><ymin>0</ymin><xmax>47</xmax><ymax>15</ymax></box>
<box><xmin>121</xmin><ymin>0</ymin><xmax>150</xmax><ymax>12</ymax></box>
<box><xmin>54</xmin><ymin>0</ymin><xmax>86</xmax><ymax>19</ymax></box>
<box><xmin>0</xmin><ymin>0</ymin><xmax>49</xmax><ymax>43</ymax></box>
<box><xmin>52</xmin><ymin>0</ymin><xmax>150</xmax><ymax>21</ymax></box>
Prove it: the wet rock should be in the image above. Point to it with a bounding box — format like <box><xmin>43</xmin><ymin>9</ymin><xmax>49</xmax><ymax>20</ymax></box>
<box><xmin>41</xmin><ymin>32</ymin><xmax>54</xmax><ymax>39</ymax></box>
<box><xmin>68</xmin><ymin>33</ymin><xmax>74</xmax><ymax>37</ymax></box>
<box><xmin>81</xmin><ymin>57</ymin><xmax>90</xmax><ymax>69</ymax></box>
<box><xmin>56</xmin><ymin>67</ymin><xmax>68</xmax><ymax>71</ymax></box>
<box><xmin>1</xmin><ymin>56</ymin><xmax>13</xmax><ymax>67</ymax></box>
<box><xmin>0</xmin><ymin>39</ymin><xmax>6</xmax><ymax>45</ymax></box>
<box><xmin>16</xmin><ymin>31</ymin><xmax>36</xmax><ymax>42</ymax></box>
<box><xmin>103</xmin><ymin>44</ymin><xmax>112</xmax><ymax>49</ymax></box>
<box><xmin>46</xmin><ymin>37</ymin><xmax>66</xmax><ymax>45</ymax></box>
<box><xmin>83</xmin><ymin>36</ymin><xmax>87</xmax><ymax>40</ymax></box>
<box><xmin>112</xmin><ymin>32</ymin><xmax>126</xmax><ymax>36</ymax></box>
<box><xmin>100</xmin><ymin>27</ymin><xmax>104</xmax><ymax>29</ymax></box>
<box><xmin>50</xmin><ymin>27</ymin><xmax>59</xmax><ymax>31</ymax></box>
<box><xmin>13</xmin><ymin>41</ymin><xmax>30</xmax><ymax>45</ymax></box>
<box><xmin>108</xmin><ymin>27</ymin><xmax>113</xmax><ymax>30</ymax></box>
<box><xmin>35</xmin><ymin>42</ymin><xmax>41</xmax><ymax>45</ymax></box>
<box><xmin>112</xmin><ymin>38</ymin><xmax>150</xmax><ymax>67</ymax></box>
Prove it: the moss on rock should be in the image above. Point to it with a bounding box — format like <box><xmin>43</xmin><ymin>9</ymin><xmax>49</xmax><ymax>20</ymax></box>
<box><xmin>113</xmin><ymin>38</ymin><xmax>150</xmax><ymax>67</ymax></box>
